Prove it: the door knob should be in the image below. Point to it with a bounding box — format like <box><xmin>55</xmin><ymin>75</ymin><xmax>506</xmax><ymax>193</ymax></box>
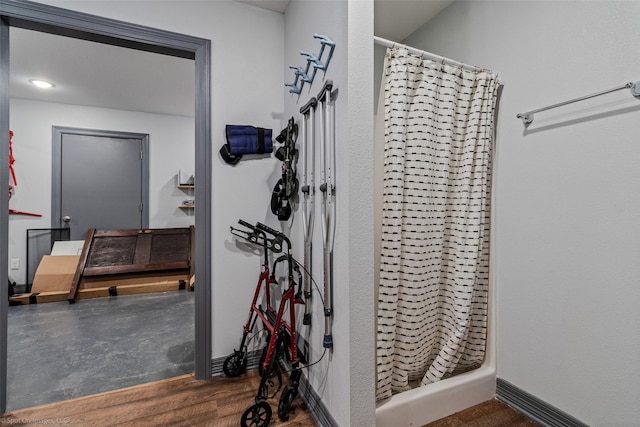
<box><xmin>63</xmin><ymin>215</ymin><xmax>71</xmax><ymax>223</ymax></box>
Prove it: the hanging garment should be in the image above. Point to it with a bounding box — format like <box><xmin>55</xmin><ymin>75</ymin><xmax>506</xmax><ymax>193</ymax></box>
<box><xmin>376</xmin><ymin>47</ymin><xmax>500</xmax><ymax>400</ymax></box>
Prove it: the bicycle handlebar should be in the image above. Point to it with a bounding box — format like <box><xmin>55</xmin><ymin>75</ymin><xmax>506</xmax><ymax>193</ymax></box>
<box><xmin>256</xmin><ymin>222</ymin><xmax>291</xmax><ymax>252</ymax></box>
<box><xmin>238</xmin><ymin>219</ymin><xmax>255</xmax><ymax>230</ymax></box>
<box><xmin>256</xmin><ymin>221</ymin><xmax>280</xmax><ymax>237</ymax></box>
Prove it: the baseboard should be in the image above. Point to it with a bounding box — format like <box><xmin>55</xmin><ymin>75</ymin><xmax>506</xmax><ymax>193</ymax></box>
<box><xmin>211</xmin><ymin>350</ymin><xmax>262</xmax><ymax>376</ymax></box>
<box><xmin>298</xmin><ymin>373</ymin><xmax>338</xmax><ymax>427</ymax></box>
<box><xmin>496</xmin><ymin>378</ymin><xmax>588</xmax><ymax>427</ymax></box>
<box><xmin>211</xmin><ymin>354</ymin><xmax>337</xmax><ymax>426</ymax></box>
<box><xmin>278</xmin><ymin>357</ymin><xmax>337</xmax><ymax>427</ymax></box>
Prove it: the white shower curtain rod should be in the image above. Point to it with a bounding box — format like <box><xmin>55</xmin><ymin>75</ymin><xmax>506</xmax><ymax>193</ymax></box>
<box><xmin>374</xmin><ymin>35</ymin><xmax>483</xmax><ymax>73</ymax></box>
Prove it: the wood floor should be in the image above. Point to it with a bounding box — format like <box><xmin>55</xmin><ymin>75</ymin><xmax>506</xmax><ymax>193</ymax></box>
<box><xmin>425</xmin><ymin>400</ymin><xmax>541</xmax><ymax>427</ymax></box>
<box><xmin>1</xmin><ymin>371</ymin><xmax>539</xmax><ymax>427</ymax></box>
<box><xmin>0</xmin><ymin>370</ymin><xmax>314</xmax><ymax>426</ymax></box>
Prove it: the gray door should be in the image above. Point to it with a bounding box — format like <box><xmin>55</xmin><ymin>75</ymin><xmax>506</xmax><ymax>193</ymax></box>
<box><xmin>52</xmin><ymin>127</ymin><xmax>149</xmax><ymax>241</ymax></box>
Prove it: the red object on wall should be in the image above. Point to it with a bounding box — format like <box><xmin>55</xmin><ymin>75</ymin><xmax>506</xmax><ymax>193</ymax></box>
<box><xmin>9</xmin><ymin>130</ymin><xmax>17</xmax><ymax>187</ymax></box>
<box><xmin>9</xmin><ymin>130</ymin><xmax>15</xmax><ymax>198</ymax></box>
<box><xmin>7</xmin><ymin>130</ymin><xmax>42</xmax><ymax>217</ymax></box>
<box><xmin>9</xmin><ymin>209</ymin><xmax>42</xmax><ymax>217</ymax></box>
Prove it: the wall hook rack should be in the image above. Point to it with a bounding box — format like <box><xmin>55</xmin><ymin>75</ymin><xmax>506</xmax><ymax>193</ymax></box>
<box><xmin>286</xmin><ymin>34</ymin><xmax>336</xmax><ymax>94</ymax></box>
<box><xmin>300</xmin><ymin>51</ymin><xmax>321</xmax><ymax>68</ymax></box>
<box><xmin>290</xmin><ymin>65</ymin><xmax>313</xmax><ymax>82</ymax></box>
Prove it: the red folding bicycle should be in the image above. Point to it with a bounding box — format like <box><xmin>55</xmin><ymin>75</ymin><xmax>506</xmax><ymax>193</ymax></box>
<box><xmin>225</xmin><ymin>220</ymin><xmax>305</xmax><ymax>426</ymax></box>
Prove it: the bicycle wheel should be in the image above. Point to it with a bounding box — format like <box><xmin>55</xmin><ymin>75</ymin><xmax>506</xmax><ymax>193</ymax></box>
<box><xmin>277</xmin><ymin>384</ymin><xmax>298</xmax><ymax>421</ymax></box>
<box><xmin>222</xmin><ymin>350</ymin><xmax>247</xmax><ymax>377</ymax></box>
<box><xmin>240</xmin><ymin>401</ymin><xmax>272</xmax><ymax>427</ymax></box>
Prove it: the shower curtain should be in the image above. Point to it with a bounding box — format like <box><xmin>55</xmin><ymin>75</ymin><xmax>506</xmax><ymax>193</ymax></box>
<box><xmin>376</xmin><ymin>47</ymin><xmax>500</xmax><ymax>401</ymax></box>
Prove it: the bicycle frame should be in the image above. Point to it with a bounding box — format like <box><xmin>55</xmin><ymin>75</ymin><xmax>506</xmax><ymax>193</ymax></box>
<box><xmin>252</xmin><ymin>222</ymin><xmax>304</xmax><ymax>397</ymax></box>
<box><xmin>228</xmin><ymin>220</ymin><xmax>278</xmax><ymax>357</ymax></box>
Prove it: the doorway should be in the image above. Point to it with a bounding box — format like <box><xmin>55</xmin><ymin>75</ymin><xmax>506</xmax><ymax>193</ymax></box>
<box><xmin>0</xmin><ymin>0</ymin><xmax>212</xmax><ymax>413</ymax></box>
<box><xmin>52</xmin><ymin>127</ymin><xmax>150</xmax><ymax>240</ymax></box>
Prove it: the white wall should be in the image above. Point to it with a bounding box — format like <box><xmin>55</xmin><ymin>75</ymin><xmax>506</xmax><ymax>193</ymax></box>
<box><xmin>8</xmin><ymin>98</ymin><xmax>194</xmax><ymax>285</ymax></box>
<box><xmin>30</xmin><ymin>0</ymin><xmax>285</xmax><ymax>363</ymax></box>
<box><xmin>402</xmin><ymin>1</ymin><xmax>640</xmax><ymax>425</ymax></box>
<box><xmin>283</xmin><ymin>1</ymin><xmax>374</xmax><ymax>425</ymax></box>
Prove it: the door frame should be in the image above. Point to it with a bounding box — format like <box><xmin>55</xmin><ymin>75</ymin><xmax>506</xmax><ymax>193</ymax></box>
<box><xmin>0</xmin><ymin>0</ymin><xmax>212</xmax><ymax>412</ymax></box>
<box><xmin>51</xmin><ymin>126</ymin><xmax>150</xmax><ymax>232</ymax></box>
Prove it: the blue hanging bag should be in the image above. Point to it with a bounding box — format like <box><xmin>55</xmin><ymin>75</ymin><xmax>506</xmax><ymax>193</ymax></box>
<box><xmin>226</xmin><ymin>125</ymin><xmax>273</xmax><ymax>155</ymax></box>
<box><xmin>220</xmin><ymin>125</ymin><xmax>273</xmax><ymax>165</ymax></box>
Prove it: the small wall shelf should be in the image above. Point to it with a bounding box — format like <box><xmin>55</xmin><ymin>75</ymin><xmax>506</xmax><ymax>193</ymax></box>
<box><xmin>177</xmin><ymin>171</ymin><xmax>195</xmax><ymax>210</ymax></box>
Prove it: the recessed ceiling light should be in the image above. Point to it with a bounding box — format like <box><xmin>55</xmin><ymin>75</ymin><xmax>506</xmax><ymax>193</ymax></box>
<box><xmin>29</xmin><ymin>79</ymin><xmax>55</xmax><ymax>89</ymax></box>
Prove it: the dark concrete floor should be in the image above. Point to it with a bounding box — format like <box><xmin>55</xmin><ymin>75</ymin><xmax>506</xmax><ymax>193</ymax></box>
<box><xmin>6</xmin><ymin>290</ymin><xmax>194</xmax><ymax>411</ymax></box>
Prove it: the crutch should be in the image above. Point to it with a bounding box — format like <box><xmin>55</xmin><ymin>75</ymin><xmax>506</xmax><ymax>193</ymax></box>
<box><xmin>299</xmin><ymin>96</ymin><xmax>317</xmax><ymax>326</ymax></box>
<box><xmin>317</xmin><ymin>80</ymin><xmax>335</xmax><ymax>349</ymax></box>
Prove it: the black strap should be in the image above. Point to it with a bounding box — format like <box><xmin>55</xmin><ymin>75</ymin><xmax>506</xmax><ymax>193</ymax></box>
<box><xmin>257</xmin><ymin>127</ymin><xmax>265</xmax><ymax>154</ymax></box>
<box><xmin>219</xmin><ymin>144</ymin><xmax>242</xmax><ymax>165</ymax></box>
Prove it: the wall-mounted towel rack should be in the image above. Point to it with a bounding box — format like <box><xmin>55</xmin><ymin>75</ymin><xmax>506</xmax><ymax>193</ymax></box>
<box><xmin>517</xmin><ymin>80</ymin><xmax>640</xmax><ymax>125</ymax></box>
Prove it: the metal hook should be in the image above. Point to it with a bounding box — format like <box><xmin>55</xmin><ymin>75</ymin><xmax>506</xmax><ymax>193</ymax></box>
<box><xmin>285</xmin><ymin>82</ymin><xmax>302</xmax><ymax>94</ymax></box>
<box><xmin>301</xmin><ymin>51</ymin><xmax>324</xmax><ymax>70</ymax></box>
<box><xmin>290</xmin><ymin>65</ymin><xmax>313</xmax><ymax>82</ymax></box>
<box><xmin>313</xmin><ymin>33</ymin><xmax>335</xmax><ymax>47</ymax></box>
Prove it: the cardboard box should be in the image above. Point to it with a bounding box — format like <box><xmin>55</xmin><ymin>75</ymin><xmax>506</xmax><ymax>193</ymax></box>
<box><xmin>79</xmin><ymin>272</ymin><xmax>189</xmax><ymax>289</ymax></box>
<box><xmin>31</xmin><ymin>255</ymin><xmax>80</xmax><ymax>293</ymax></box>
<box><xmin>50</xmin><ymin>240</ymin><xmax>85</xmax><ymax>256</ymax></box>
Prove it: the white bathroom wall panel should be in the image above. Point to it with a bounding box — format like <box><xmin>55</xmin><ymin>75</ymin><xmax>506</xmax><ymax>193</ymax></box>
<box><xmin>402</xmin><ymin>1</ymin><xmax>640</xmax><ymax>425</ymax></box>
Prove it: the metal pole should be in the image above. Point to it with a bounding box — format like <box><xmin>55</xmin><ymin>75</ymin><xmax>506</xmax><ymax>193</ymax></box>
<box><xmin>317</xmin><ymin>80</ymin><xmax>334</xmax><ymax>349</ymax></box>
<box><xmin>373</xmin><ymin>35</ymin><xmax>482</xmax><ymax>73</ymax></box>
<box><xmin>516</xmin><ymin>81</ymin><xmax>638</xmax><ymax>125</ymax></box>
<box><xmin>300</xmin><ymin>97</ymin><xmax>317</xmax><ymax>326</ymax></box>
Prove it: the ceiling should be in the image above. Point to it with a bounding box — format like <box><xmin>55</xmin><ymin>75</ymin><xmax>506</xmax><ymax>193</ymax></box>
<box><xmin>10</xmin><ymin>27</ymin><xmax>196</xmax><ymax>117</ymax></box>
<box><xmin>237</xmin><ymin>0</ymin><xmax>455</xmax><ymax>41</ymax></box>
<box><xmin>374</xmin><ymin>0</ymin><xmax>454</xmax><ymax>41</ymax></box>
<box><xmin>237</xmin><ymin>0</ymin><xmax>290</xmax><ymax>14</ymax></box>
<box><xmin>9</xmin><ymin>1</ymin><xmax>453</xmax><ymax>117</ymax></box>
